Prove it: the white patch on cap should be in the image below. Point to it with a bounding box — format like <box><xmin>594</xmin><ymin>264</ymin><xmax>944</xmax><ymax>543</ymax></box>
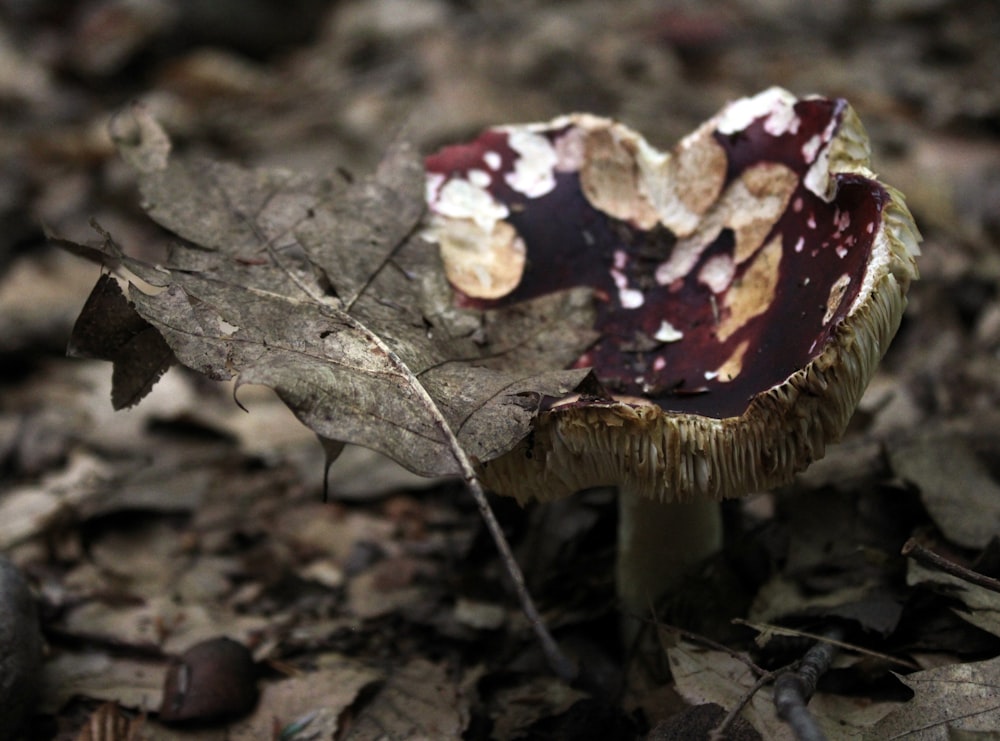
<box><xmin>432</xmin><ymin>177</ymin><xmax>509</xmax><ymax>231</ymax></box>
<box><xmin>652</xmin><ymin>356</ymin><xmax>667</xmax><ymax>372</ymax></box>
<box><xmin>803</xmin><ymin>115</ymin><xmax>839</xmax><ymax>199</ymax></box>
<box><xmin>794</xmin><ymin>236</ymin><xmax>805</xmax><ymax>253</ymax></box>
<box><xmin>505</xmin><ymin>129</ymin><xmax>558</xmax><ymax>198</ymax></box>
<box><xmin>483</xmin><ymin>151</ymin><xmax>502</xmax><ymax>170</ymax></box>
<box><xmin>802</xmin><ymin>134</ymin><xmax>823</xmax><ymax>162</ymax></box>
<box><xmin>467</xmin><ymin>169</ymin><xmax>491</xmax><ymax>189</ymax></box>
<box><xmin>654</xmin><ymin>320</ymin><xmax>683</xmax><ymax>343</ymax></box>
<box><xmin>835</xmin><ymin>208</ymin><xmax>851</xmax><ymax>233</ymax></box>
<box><xmin>716</xmin><ymin>87</ymin><xmax>800</xmax><ymax>137</ymax></box>
<box><xmin>698</xmin><ymin>254</ymin><xmax>736</xmax><ymax>294</ymax></box>
<box><xmin>620</xmin><ymin>289</ymin><xmax>644</xmax><ymax>308</ymax></box>
<box><xmin>611</xmin><ymin>268</ymin><xmax>644</xmax><ymax>308</ymax></box>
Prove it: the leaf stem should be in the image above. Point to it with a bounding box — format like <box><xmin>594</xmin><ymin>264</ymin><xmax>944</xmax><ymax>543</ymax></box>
<box><xmin>340</xmin><ymin>311</ymin><xmax>578</xmax><ymax>682</ymax></box>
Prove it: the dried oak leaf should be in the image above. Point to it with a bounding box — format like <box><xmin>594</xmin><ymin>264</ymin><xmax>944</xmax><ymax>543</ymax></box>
<box><xmin>865</xmin><ymin>655</ymin><xmax>1000</xmax><ymax>740</ymax></box>
<box><xmin>64</xmin><ymin>105</ymin><xmax>597</xmax><ymax>477</ymax></box>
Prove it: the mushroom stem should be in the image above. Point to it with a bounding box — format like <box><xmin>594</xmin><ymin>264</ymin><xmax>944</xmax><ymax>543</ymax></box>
<box><xmin>616</xmin><ymin>490</ymin><xmax>723</xmax><ymax>625</ymax></box>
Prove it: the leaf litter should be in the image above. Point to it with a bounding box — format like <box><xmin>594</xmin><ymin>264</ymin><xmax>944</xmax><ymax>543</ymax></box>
<box><xmin>2</xmin><ymin>1</ymin><xmax>1000</xmax><ymax>738</ymax></box>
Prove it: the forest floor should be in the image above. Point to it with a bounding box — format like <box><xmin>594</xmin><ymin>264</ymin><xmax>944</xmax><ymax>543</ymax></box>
<box><xmin>1</xmin><ymin>1</ymin><xmax>999</xmax><ymax>739</ymax></box>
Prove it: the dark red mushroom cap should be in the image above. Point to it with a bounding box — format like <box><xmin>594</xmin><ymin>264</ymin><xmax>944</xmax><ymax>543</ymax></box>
<box><xmin>424</xmin><ymin>88</ymin><xmax>920</xmax><ymax>503</ymax></box>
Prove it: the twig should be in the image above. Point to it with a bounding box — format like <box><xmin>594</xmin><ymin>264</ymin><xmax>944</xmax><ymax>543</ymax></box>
<box><xmin>260</xmin><ymin>212</ymin><xmax>578</xmax><ymax>682</ymax></box>
<box><xmin>465</xmin><ymin>474</ymin><xmax>578</xmax><ymax>680</ymax></box>
<box><xmin>361</xmin><ymin>321</ymin><xmax>577</xmax><ymax>680</ymax></box>
<box><xmin>709</xmin><ymin>669</ymin><xmax>779</xmax><ymax>741</ymax></box>
<box><xmin>902</xmin><ymin>537</ymin><xmax>1000</xmax><ymax>594</ymax></box>
<box><xmin>732</xmin><ymin>619</ymin><xmax>919</xmax><ymax>670</ymax></box>
<box><xmin>773</xmin><ymin>628</ymin><xmax>843</xmax><ymax>741</ymax></box>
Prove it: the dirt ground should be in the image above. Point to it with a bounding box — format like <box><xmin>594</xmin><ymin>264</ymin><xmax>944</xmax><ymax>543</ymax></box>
<box><xmin>1</xmin><ymin>1</ymin><xmax>999</xmax><ymax>739</ymax></box>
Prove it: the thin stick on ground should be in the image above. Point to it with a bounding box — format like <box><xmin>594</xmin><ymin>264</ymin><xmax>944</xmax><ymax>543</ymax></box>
<box><xmin>902</xmin><ymin>537</ymin><xmax>1000</xmax><ymax>594</ymax></box>
<box><xmin>264</xmin><ymin>217</ymin><xmax>578</xmax><ymax>683</ymax></box>
<box><xmin>465</xmin><ymin>474</ymin><xmax>578</xmax><ymax>681</ymax></box>
<box><xmin>773</xmin><ymin>628</ymin><xmax>844</xmax><ymax>741</ymax></box>
<box><xmin>709</xmin><ymin>670</ymin><xmax>778</xmax><ymax>741</ymax></box>
<box><xmin>732</xmin><ymin>619</ymin><xmax>919</xmax><ymax>670</ymax></box>
<box><xmin>366</xmin><ymin>319</ymin><xmax>579</xmax><ymax>682</ymax></box>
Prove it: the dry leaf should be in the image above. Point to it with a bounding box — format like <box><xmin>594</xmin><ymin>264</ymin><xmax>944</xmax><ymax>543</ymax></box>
<box><xmin>907</xmin><ymin>558</ymin><xmax>1000</xmax><ymax>640</ymax></box>
<box><xmin>60</xmin><ymin>106</ymin><xmax>596</xmax><ymax>478</ymax></box>
<box><xmin>228</xmin><ymin>653</ymin><xmax>382</xmax><ymax>740</ymax></box>
<box><xmin>865</xmin><ymin>656</ymin><xmax>1000</xmax><ymax>740</ymax></box>
<box><xmin>339</xmin><ymin>658</ymin><xmax>470</xmax><ymax>740</ymax></box>
<box><xmin>888</xmin><ymin>434</ymin><xmax>1000</xmax><ymax>550</ymax></box>
<box><xmin>40</xmin><ymin>652</ymin><xmax>166</xmax><ymax>715</ymax></box>
<box><xmin>667</xmin><ymin>640</ymin><xmax>896</xmax><ymax>740</ymax></box>
<box><xmin>488</xmin><ymin>675</ymin><xmax>589</xmax><ymax>740</ymax></box>
<box><xmin>667</xmin><ymin>640</ymin><xmax>793</xmax><ymax>740</ymax></box>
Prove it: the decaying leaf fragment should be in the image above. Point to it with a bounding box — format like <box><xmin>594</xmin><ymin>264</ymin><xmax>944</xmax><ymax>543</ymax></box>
<box><xmin>66</xmin><ymin>272</ymin><xmax>173</xmax><ymax>410</ymax></box>
<box><xmin>865</xmin><ymin>655</ymin><xmax>1000</xmax><ymax>740</ymax></box>
<box><xmin>63</xmin><ymin>105</ymin><xmax>597</xmax><ymax>477</ymax></box>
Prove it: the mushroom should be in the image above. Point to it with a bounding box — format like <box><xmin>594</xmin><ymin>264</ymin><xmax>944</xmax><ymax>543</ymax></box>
<box><xmin>423</xmin><ymin>88</ymin><xmax>920</xmax><ymax>625</ymax></box>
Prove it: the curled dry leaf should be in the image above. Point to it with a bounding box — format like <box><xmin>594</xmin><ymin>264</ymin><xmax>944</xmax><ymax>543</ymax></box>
<box><xmin>62</xmin><ymin>105</ymin><xmax>597</xmax><ymax>477</ymax></box>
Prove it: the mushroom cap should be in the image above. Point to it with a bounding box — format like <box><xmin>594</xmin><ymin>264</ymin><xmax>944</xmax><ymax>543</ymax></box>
<box><xmin>424</xmin><ymin>88</ymin><xmax>920</xmax><ymax>504</ymax></box>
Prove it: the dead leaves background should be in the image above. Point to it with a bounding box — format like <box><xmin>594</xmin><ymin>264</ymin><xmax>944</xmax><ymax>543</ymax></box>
<box><xmin>1</xmin><ymin>0</ymin><xmax>999</xmax><ymax>738</ymax></box>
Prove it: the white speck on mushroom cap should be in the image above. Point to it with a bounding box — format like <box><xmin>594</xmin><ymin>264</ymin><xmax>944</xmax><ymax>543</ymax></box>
<box><xmin>654</xmin><ymin>320</ymin><xmax>683</xmax><ymax>343</ymax></box>
<box><xmin>504</xmin><ymin>129</ymin><xmax>559</xmax><ymax>198</ymax></box>
<box><xmin>716</xmin><ymin>87</ymin><xmax>800</xmax><ymax>137</ymax></box>
<box><xmin>483</xmin><ymin>151</ymin><xmax>502</xmax><ymax>170</ymax></box>
<box><xmin>610</xmin><ymin>267</ymin><xmax>644</xmax><ymax>308</ymax></box>
<box><xmin>835</xmin><ymin>208</ymin><xmax>851</xmax><ymax>233</ymax></box>
<box><xmin>467</xmin><ymin>168</ymin><xmax>492</xmax><ymax>189</ymax></box>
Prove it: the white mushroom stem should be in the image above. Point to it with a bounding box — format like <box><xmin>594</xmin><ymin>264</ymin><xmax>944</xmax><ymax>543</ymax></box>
<box><xmin>616</xmin><ymin>490</ymin><xmax>723</xmax><ymax>624</ymax></box>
